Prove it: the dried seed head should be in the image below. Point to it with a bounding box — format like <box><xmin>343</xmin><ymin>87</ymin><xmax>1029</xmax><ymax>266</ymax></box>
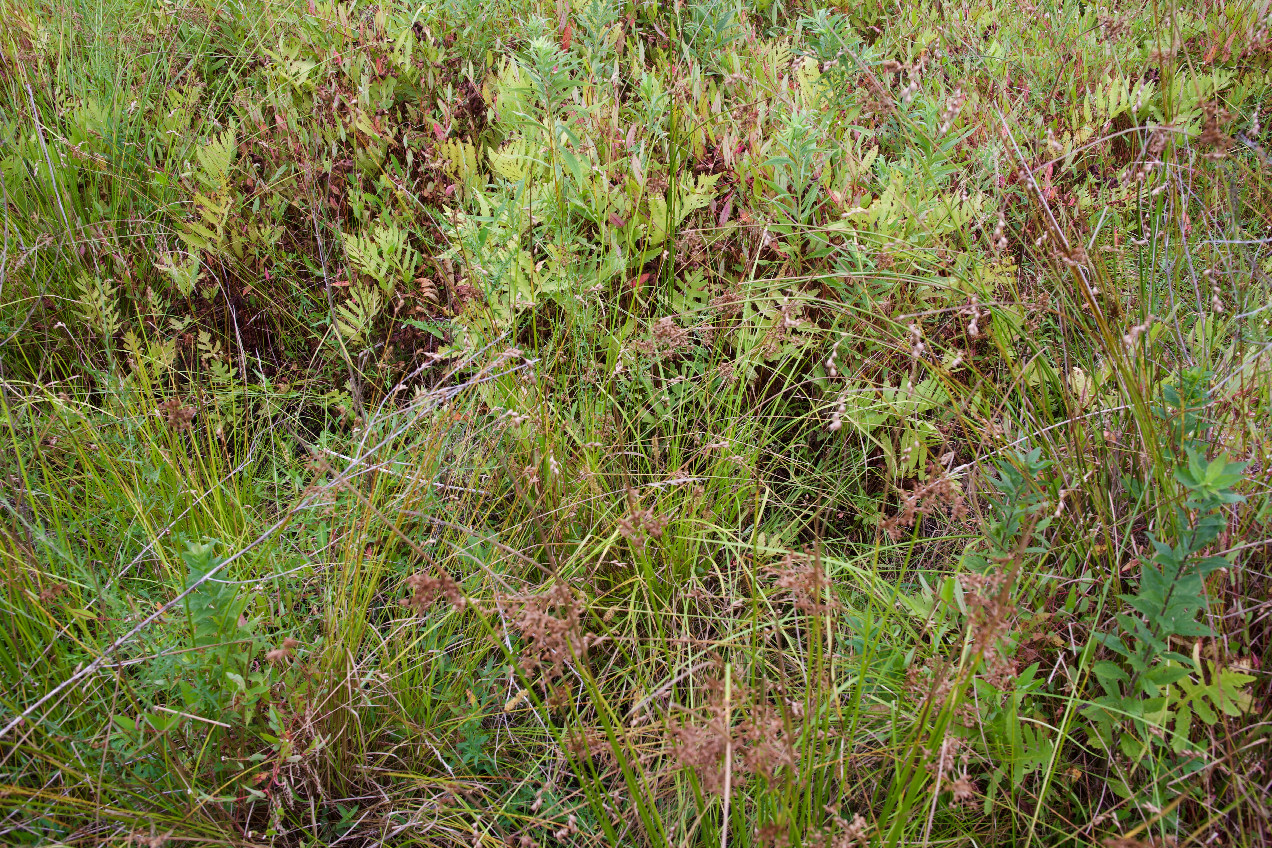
<box><xmin>949</xmin><ymin>774</ymin><xmax>978</xmax><ymax>806</ymax></box>
<box><xmin>828</xmin><ymin>395</ymin><xmax>847</xmax><ymax>433</ymax></box>
<box><xmin>908</xmin><ymin>323</ymin><xmax>925</xmax><ymax>360</ymax></box>
<box><xmin>1199</xmin><ymin>102</ymin><xmax>1233</xmax><ymax>159</ymax></box>
<box><xmin>939</xmin><ymin>87</ymin><xmax>966</xmax><ymax>134</ymax></box>
<box><xmin>38</xmin><ymin>581</ymin><xmax>69</xmax><ymax>603</ymax></box>
<box><xmin>665</xmin><ymin>665</ymin><xmax>799</xmax><ymax>797</ymax></box>
<box><xmin>667</xmin><ymin>709</ymin><xmax>731</xmax><ymax>795</ymax></box>
<box><xmin>502</xmin><ymin>582</ymin><xmax>592</xmax><ymax>685</ymax></box>
<box><xmin>1134</xmin><ymin>127</ymin><xmax>1168</xmax><ymax>182</ymax></box>
<box><xmin>1122</xmin><ymin>314</ymin><xmax>1155</xmax><ymax>350</ymax></box>
<box><xmin>992</xmin><ymin>215</ymin><xmax>1008</xmax><ymax>252</ymax></box>
<box><xmin>963</xmin><ymin>569</ymin><xmax>1018</xmax><ymax>687</ymax></box>
<box><xmin>757</xmin><ymin>823</ymin><xmax>790</xmax><ymax>848</ymax></box>
<box><xmin>400</xmin><ymin>570</ymin><xmax>467</xmax><ymax>615</ymax></box>
<box><xmin>134</xmin><ymin>829</ymin><xmax>174</xmax><ymax>848</ymax></box>
<box><xmin>900</xmin><ymin>68</ymin><xmax>921</xmax><ymax>103</ymax></box>
<box><xmin>157</xmin><ymin>398</ymin><xmax>196</xmax><ymax>432</ymax></box>
<box><xmin>823</xmin><ymin>812</ymin><xmax>871</xmax><ymax>847</ymax></box>
<box><xmin>880</xmin><ymin>465</ymin><xmax>966</xmax><ymax>541</ymax></box>
<box><xmin>617</xmin><ymin>490</ymin><xmax>671</xmax><ymax>550</ymax></box>
<box><xmin>266</xmin><ymin>637</ymin><xmax>301</xmax><ymax>664</ymax></box>
<box><xmin>959</xmin><ymin>297</ymin><xmax>988</xmax><ymax>339</ymax></box>
<box><xmin>652</xmin><ymin>315</ymin><xmax>691</xmax><ymax>353</ymax></box>
<box><xmin>766</xmin><ymin>550</ymin><xmax>841</xmax><ymax>616</ymax></box>
<box><xmin>1059</xmin><ymin>242</ymin><xmax>1089</xmax><ymax>268</ymax></box>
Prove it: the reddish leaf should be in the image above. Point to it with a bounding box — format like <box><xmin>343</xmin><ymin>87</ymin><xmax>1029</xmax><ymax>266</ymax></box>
<box><xmin>718</xmin><ymin>192</ymin><xmax>734</xmax><ymax>227</ymax></box>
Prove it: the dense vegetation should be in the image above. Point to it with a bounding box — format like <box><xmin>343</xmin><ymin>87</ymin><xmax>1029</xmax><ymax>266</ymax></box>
<box><xmin>2</xmin><ymin>0</ymin><xmax>1270</xmax><ymax>844</ymax></box>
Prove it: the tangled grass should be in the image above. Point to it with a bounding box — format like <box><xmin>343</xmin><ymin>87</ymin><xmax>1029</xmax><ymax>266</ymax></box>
<box><xmin>1</xmin><ymin>0</ymin><xmax>1270</xmax><ymax>845</ymax></box>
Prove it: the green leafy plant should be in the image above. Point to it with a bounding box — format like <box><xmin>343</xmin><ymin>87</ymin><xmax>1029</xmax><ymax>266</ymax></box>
<box><xmin>171</xmin><ymin>541</ymin><xmax>268</xmax><ymax>723</ymax></box>
<box><xmin>1084</xmin><ymin>371</ymin><xmax>1256</xmax><ymax>807</ymax></box>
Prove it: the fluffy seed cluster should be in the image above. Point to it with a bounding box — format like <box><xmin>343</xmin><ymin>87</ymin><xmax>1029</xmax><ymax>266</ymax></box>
<box><xmin>766</xmin><ymin>550</ymin><xmax>841</xmax><ymax>616</ymax></box>
<box><xmin>1133</xmin><ymin>127</ymin><xmax>1168</xmax><ymax>182</ymax></box>
<box><xmin>880</xmin><ymin>465</ymin><xmax>967</xmax><ymax>541</ymax></box>
<box><xmin>617</xmin><ymin>492</ymin><xmax>670</xmax><ymax>550</ymax></box>
<box><xmin>1199</xmin><ymin>102</ymin><xmax>1233</xmax><ymax>159</ymax></box>
<box><xmin>938</xmin><ymin>86</ymin><xmax>966</xmax><ymax>134</ymax></box>
<box><xmin>502</xmin><ymin>581</ymin><xmax>596</xmax><ymax>685</ymax></box>
<box><xmin>812</xmin><ymin>809</ymin><xmax>871</xmax><ymax>847</ymax></box>
<box><xmin>266</xmin><ymin>637</ymin><xmax>300</xmax><ymax>664</ymax></box>
<box><xmin>949</xmin><ymin>774</ymin><xmax>978</xmax><ymax>806</ymax></box>
<box><xmin>400</xmin><ymin>569</ymin><xmax>466</xmax><ymax>615</ymax></box>
<box><xmin>962</xmin><ymin>569</ymin><xmax>1018</xmax><ymax>688</ymax></box>
<box><xmin>651</xmin><ymin>315</ymin><xmax>691</xmax><ymax>352</ymax></box>
<box><xmin>958</xmin><ymin>296</ymin><xmax>989</xmax><ymax>339</ymax></box>
<box><xmin>906</xmin><ymin>657</ymin><xmax>957</xmax><ymax>713</ymax></box>
<box><xmin>666</xmin><ymin>671</ymin><xmax>798</xmax><ymax>796</ymax></box>
<box><xmin>157</xmin><ymin>397</ymin><xmax>196</xmax><ymax>432</ymax></box>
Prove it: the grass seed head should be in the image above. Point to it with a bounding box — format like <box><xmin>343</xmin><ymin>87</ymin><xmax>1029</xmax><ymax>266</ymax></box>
<box><xmin>401</xmin><ymin>569</ymin><xmax>466</xmax><ymax>615</ymax></box>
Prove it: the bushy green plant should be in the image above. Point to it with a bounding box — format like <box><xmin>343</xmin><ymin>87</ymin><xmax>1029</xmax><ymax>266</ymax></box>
<box><xmin>1084</xmin><ymin>371</ymin><xmax>1257</xmax><ymax>811</ymax></box>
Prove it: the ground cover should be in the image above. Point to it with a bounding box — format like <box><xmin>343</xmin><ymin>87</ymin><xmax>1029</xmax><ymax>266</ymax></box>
<box><xmin>1</xmin><ymin>0</ymin><xmax>1270</xmax><ymax>845</ymax></box>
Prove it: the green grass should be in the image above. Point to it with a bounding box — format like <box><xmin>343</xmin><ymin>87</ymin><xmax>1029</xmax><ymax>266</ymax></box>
<box><xmin>2</xmin><ymin>0</ymin><xmax>1271</xmax><ymax>845</ymax></box>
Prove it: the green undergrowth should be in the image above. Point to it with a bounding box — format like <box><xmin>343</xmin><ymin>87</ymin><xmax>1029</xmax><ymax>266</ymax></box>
<box><xmin>1</xmin><ymin>0</ymin><xmax>1271</xmax><ymax>845</ymax></box>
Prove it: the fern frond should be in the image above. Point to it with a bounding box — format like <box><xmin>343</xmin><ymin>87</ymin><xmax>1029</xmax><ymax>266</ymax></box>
<box><xmin>488</xmin><ymin>137</ymin><xmax>532</xmax><ymax>182</ymax></box>
<box><xmin>335</xmin><ymin>284</ymin><xmax>383</xmax><ymax>345</ymax></box>
<box><xmin>195</xmin><ymin>124</ymin><xmax>238</xmax><ymax>190</ymax></box>
<box><xmin>74</xmin><ymin>273</ymin><xmax>121</xmax><ymax>340</ymax></box>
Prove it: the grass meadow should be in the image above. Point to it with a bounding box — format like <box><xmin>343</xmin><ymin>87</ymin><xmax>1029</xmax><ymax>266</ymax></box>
<box><xmin>1</xmin><ymin>0</ymin><xmax>1270</xmax><ymax>845</ymax></box>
